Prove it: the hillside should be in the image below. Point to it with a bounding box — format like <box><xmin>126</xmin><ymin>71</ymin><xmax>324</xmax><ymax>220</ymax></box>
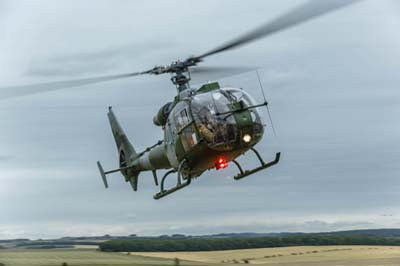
<box><xmin>2</xmin><ymin>246</ymin><xmax>400</xmax><ymax>266</ymax></box>
<box><xmin>0</xmin><ymin>229</ymin><xmax>400</xmax><ymax>251</ymax></box>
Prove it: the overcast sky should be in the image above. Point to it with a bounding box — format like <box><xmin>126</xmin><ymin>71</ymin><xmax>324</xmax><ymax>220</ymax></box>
<box><xmin>1</xmin><ymin>0</ymin><xmax>400</xmax><ymax>239</ymax></box>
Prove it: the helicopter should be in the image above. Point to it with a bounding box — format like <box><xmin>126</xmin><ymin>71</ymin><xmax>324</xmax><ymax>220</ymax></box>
<box><xmin>0</xmin><ymin>0</ymin><xmax>362</xmax><ymax>199</ymax></box>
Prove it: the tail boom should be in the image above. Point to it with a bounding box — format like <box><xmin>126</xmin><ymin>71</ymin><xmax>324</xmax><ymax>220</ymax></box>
<box><xmin>98</xmin><ymin>107</ymin><xmax>172</xmax><ymax>191</ymax></box>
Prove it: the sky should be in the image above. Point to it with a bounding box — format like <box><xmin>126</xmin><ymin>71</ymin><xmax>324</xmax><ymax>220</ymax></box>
<box><xmin>0</xmin><ymin>0</ymin><xmax>400</xmax><ymax>239</ymax></box>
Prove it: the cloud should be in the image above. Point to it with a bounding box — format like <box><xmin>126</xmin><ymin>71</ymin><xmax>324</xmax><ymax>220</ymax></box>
<box><xmin>0</xmin><ymin>0</ymin><xmax>399</xmax><ymax>240</ymax></box>
<box><xmin>0</xmin><ymin>156</ymin><xmax>11</xmax><ymax>161</ymax></box>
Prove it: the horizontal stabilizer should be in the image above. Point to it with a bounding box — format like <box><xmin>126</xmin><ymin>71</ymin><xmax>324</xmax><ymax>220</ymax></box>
<box><xmin>96</xmin><ymin>161</ymin><xmax>136</xmax><ymax>189</ymax></box>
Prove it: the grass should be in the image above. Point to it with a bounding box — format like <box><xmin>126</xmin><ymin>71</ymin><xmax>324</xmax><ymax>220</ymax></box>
<box><xmin>1</xmin><ymin>246</ymin><xmax>400</xmax><ymax>266</ymax></box>
<box><xmin>0</xmin><ymin>249</ymin><xmax>206</xmax><ymax>266</ymax></box>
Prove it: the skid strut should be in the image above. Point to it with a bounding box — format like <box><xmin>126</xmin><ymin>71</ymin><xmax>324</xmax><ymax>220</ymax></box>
<box><xmin>233</xmin><ymin>148</ymin><xmax>280</xmax><ymax>180</ymax></box>
<box><xmin>153</xmin><ymin>159</ymin><xmax>191</xmax><ymax>200</ymax></box>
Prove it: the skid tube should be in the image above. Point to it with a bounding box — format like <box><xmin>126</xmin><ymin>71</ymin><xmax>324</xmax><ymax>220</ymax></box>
<box><xmin>153</xmin><ymin>159</ymin><xmax>191</xmax><ymax>200</ymax></box>
<box><xmin>232</xmin><ymin>148</ymin><xmax>280</xmax><ymax>180</ymax></box>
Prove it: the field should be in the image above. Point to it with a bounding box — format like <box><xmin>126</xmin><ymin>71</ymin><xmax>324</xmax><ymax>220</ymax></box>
<box><xmin>132</xmin><ymin>246</ymin><xmax>400</xmax><ymax>265</ymax></box>
<box><xmin>0</xmin><ymin>249</ymin><xmax>204</xmax><ymax>266</ymax></box>
<box><xmin>1</xmin><ymin>246</ymin><xmax>400</xmax><ymax>266</ymax></box>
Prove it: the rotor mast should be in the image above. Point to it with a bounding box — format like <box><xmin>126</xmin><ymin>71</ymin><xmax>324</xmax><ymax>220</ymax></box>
<box><xmin>166</xmin><ymin>58</ymin><xmax>200</xmax><ymax>93</ymax></box>
<box><xmin>171</xmin><ymin>69</ymin><xmax>190</xmax><ymax>92</ymax></box>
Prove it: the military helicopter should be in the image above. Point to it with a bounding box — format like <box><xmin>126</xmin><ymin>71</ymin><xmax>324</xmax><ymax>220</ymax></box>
<box><xmin>0</xmin><ymin>1</ymin><xmax>361</xmax><ymax>199</ymax></box>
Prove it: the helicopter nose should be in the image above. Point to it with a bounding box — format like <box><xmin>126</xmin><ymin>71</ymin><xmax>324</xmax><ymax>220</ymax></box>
<box><xmin>234</xmin><ymin>109</ymin><xmax>264</xmax><ymax>148</ymax></box>
<box><xmin>234</xmin><ymin>110</ymin><xmax>255</xmax><ymax>144</ymax></box>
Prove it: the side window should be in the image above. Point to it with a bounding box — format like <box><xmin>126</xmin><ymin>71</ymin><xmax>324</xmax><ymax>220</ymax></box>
<box><xmin>180</xmin><ymin>109</ymin><xmax>190</xmax><ymax>125</ymax></box>
<box><xmin>165</xmin><ymin>121</ymin><xmax>174</xmax><ymax>144</ymax></box>
<box><xmin>175</xmin><ymin>106</ymin><xmax>191</xmax><ymax>132</ymax></box>
<box><xmin>181</xmin><ymin>124</ymin><xmax>198</xmax><ymax>152</ymax></box>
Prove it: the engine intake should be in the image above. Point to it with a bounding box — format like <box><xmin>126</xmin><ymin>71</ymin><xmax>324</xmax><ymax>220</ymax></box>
<box><xmin>153</xmin><ymin>102</ymin><xmax>172</xmax><ymax>126</ymax></box>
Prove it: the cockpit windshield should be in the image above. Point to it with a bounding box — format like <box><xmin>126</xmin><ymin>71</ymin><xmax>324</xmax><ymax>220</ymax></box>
<box><xmin>191</xmin><ymin>88</ymin><xmax>262</xmax><ymax>151</ymax></box>
<box><xmin>222</xmin><ymin>87</ymin><xmax>257</xmax><ymax>107</ymax></box>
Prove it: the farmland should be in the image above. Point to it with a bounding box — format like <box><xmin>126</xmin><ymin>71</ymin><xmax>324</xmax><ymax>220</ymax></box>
<box><xmin>1</xmin><ymin>246</ymin><xmax>400</xmax><ymax>266</ymax></box>
<box><xmin>132</xmin><ymin>245</ymin><xmax>400</xmax><ymax>265</ymax></box>
<box><xmin>0</xmin><ymin>249</ymin><xmax>201</xmax><ymax>266</ymax></box>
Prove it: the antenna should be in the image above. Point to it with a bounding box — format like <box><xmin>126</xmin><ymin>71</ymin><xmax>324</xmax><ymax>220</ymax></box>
<box><xmin>256</xmin><ymin>70</ymin><xmax>276</xmax><ymax>136</ymax></box>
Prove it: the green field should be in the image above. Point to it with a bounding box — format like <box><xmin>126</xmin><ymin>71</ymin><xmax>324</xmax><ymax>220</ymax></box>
<box><xmin>1</xmin><ymin>246</ymin><xmax>400</xmax><ymax>266</ymax></box>
<box><xmin>0</xmin><ymin>249</ymin><xmax>206</xmax><ymax>266</ymax></box>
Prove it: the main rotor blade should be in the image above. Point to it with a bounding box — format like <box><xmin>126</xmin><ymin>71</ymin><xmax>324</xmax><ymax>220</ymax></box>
<box><xmin>196</xmin><ymin>0</ymin><xmax>362</xmax><ymax>59</ymax></box>
<box><xmin>0</xmin><ymin>70</ymin><xmax>152</xmax><ymax>100</ymax></box>
<box><xmin>190</xmin><ymin>66</ymin><xmax>256</xmax><ymax>84</ymax></box>
<box><xmin>191</xmin><ymin>66</ymin><xmax>255</xmax><ymax>75</ymax></box>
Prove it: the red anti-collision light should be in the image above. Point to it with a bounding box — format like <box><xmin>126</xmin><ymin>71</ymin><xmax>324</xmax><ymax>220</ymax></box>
<box><xmin>216</xmin><ymin>157</ymin><xmax>228</xmax><ymax>170</ymax></box>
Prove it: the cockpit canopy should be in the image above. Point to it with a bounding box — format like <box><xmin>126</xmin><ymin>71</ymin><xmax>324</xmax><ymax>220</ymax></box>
<box><xmin>191</xmin><ymin>88</ymin><xmax>263</xmax><ymax>151</ymax></box>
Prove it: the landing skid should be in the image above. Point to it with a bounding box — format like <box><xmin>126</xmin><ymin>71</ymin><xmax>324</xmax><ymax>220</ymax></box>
<box><xmin>153</xmin><ymin>159</ymin><xmax>191</xmax><ymax>200</ymax></box>
<box><xmin>232</xmin><ymin>148</ymin><xmax>280</xmax><ymax>180</ymax></box>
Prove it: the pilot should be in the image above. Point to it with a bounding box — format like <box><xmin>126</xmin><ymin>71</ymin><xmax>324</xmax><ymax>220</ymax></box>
<box><xmin>197</xmin><ymin>108</ymin><xmax>215</xmax><ymax>143</ymax></box>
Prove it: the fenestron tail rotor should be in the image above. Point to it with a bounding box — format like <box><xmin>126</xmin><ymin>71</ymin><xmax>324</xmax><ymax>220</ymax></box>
<box><xmin>0</xmin><ymin>0</ymin><xmax>363</xmax><ymax>100</ymax></box>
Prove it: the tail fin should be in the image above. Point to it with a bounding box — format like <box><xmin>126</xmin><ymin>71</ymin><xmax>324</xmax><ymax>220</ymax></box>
<box><xmin>107</xmin><ymin>106</ymin><xmax>140</xmax><ymax>191</ymax></box>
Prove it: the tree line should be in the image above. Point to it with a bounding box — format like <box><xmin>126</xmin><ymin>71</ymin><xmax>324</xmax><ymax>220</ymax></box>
<box><xmin>99</xmin><ymin>235</ymin><xmax>400</xmax><ymax>252</ymax></box>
